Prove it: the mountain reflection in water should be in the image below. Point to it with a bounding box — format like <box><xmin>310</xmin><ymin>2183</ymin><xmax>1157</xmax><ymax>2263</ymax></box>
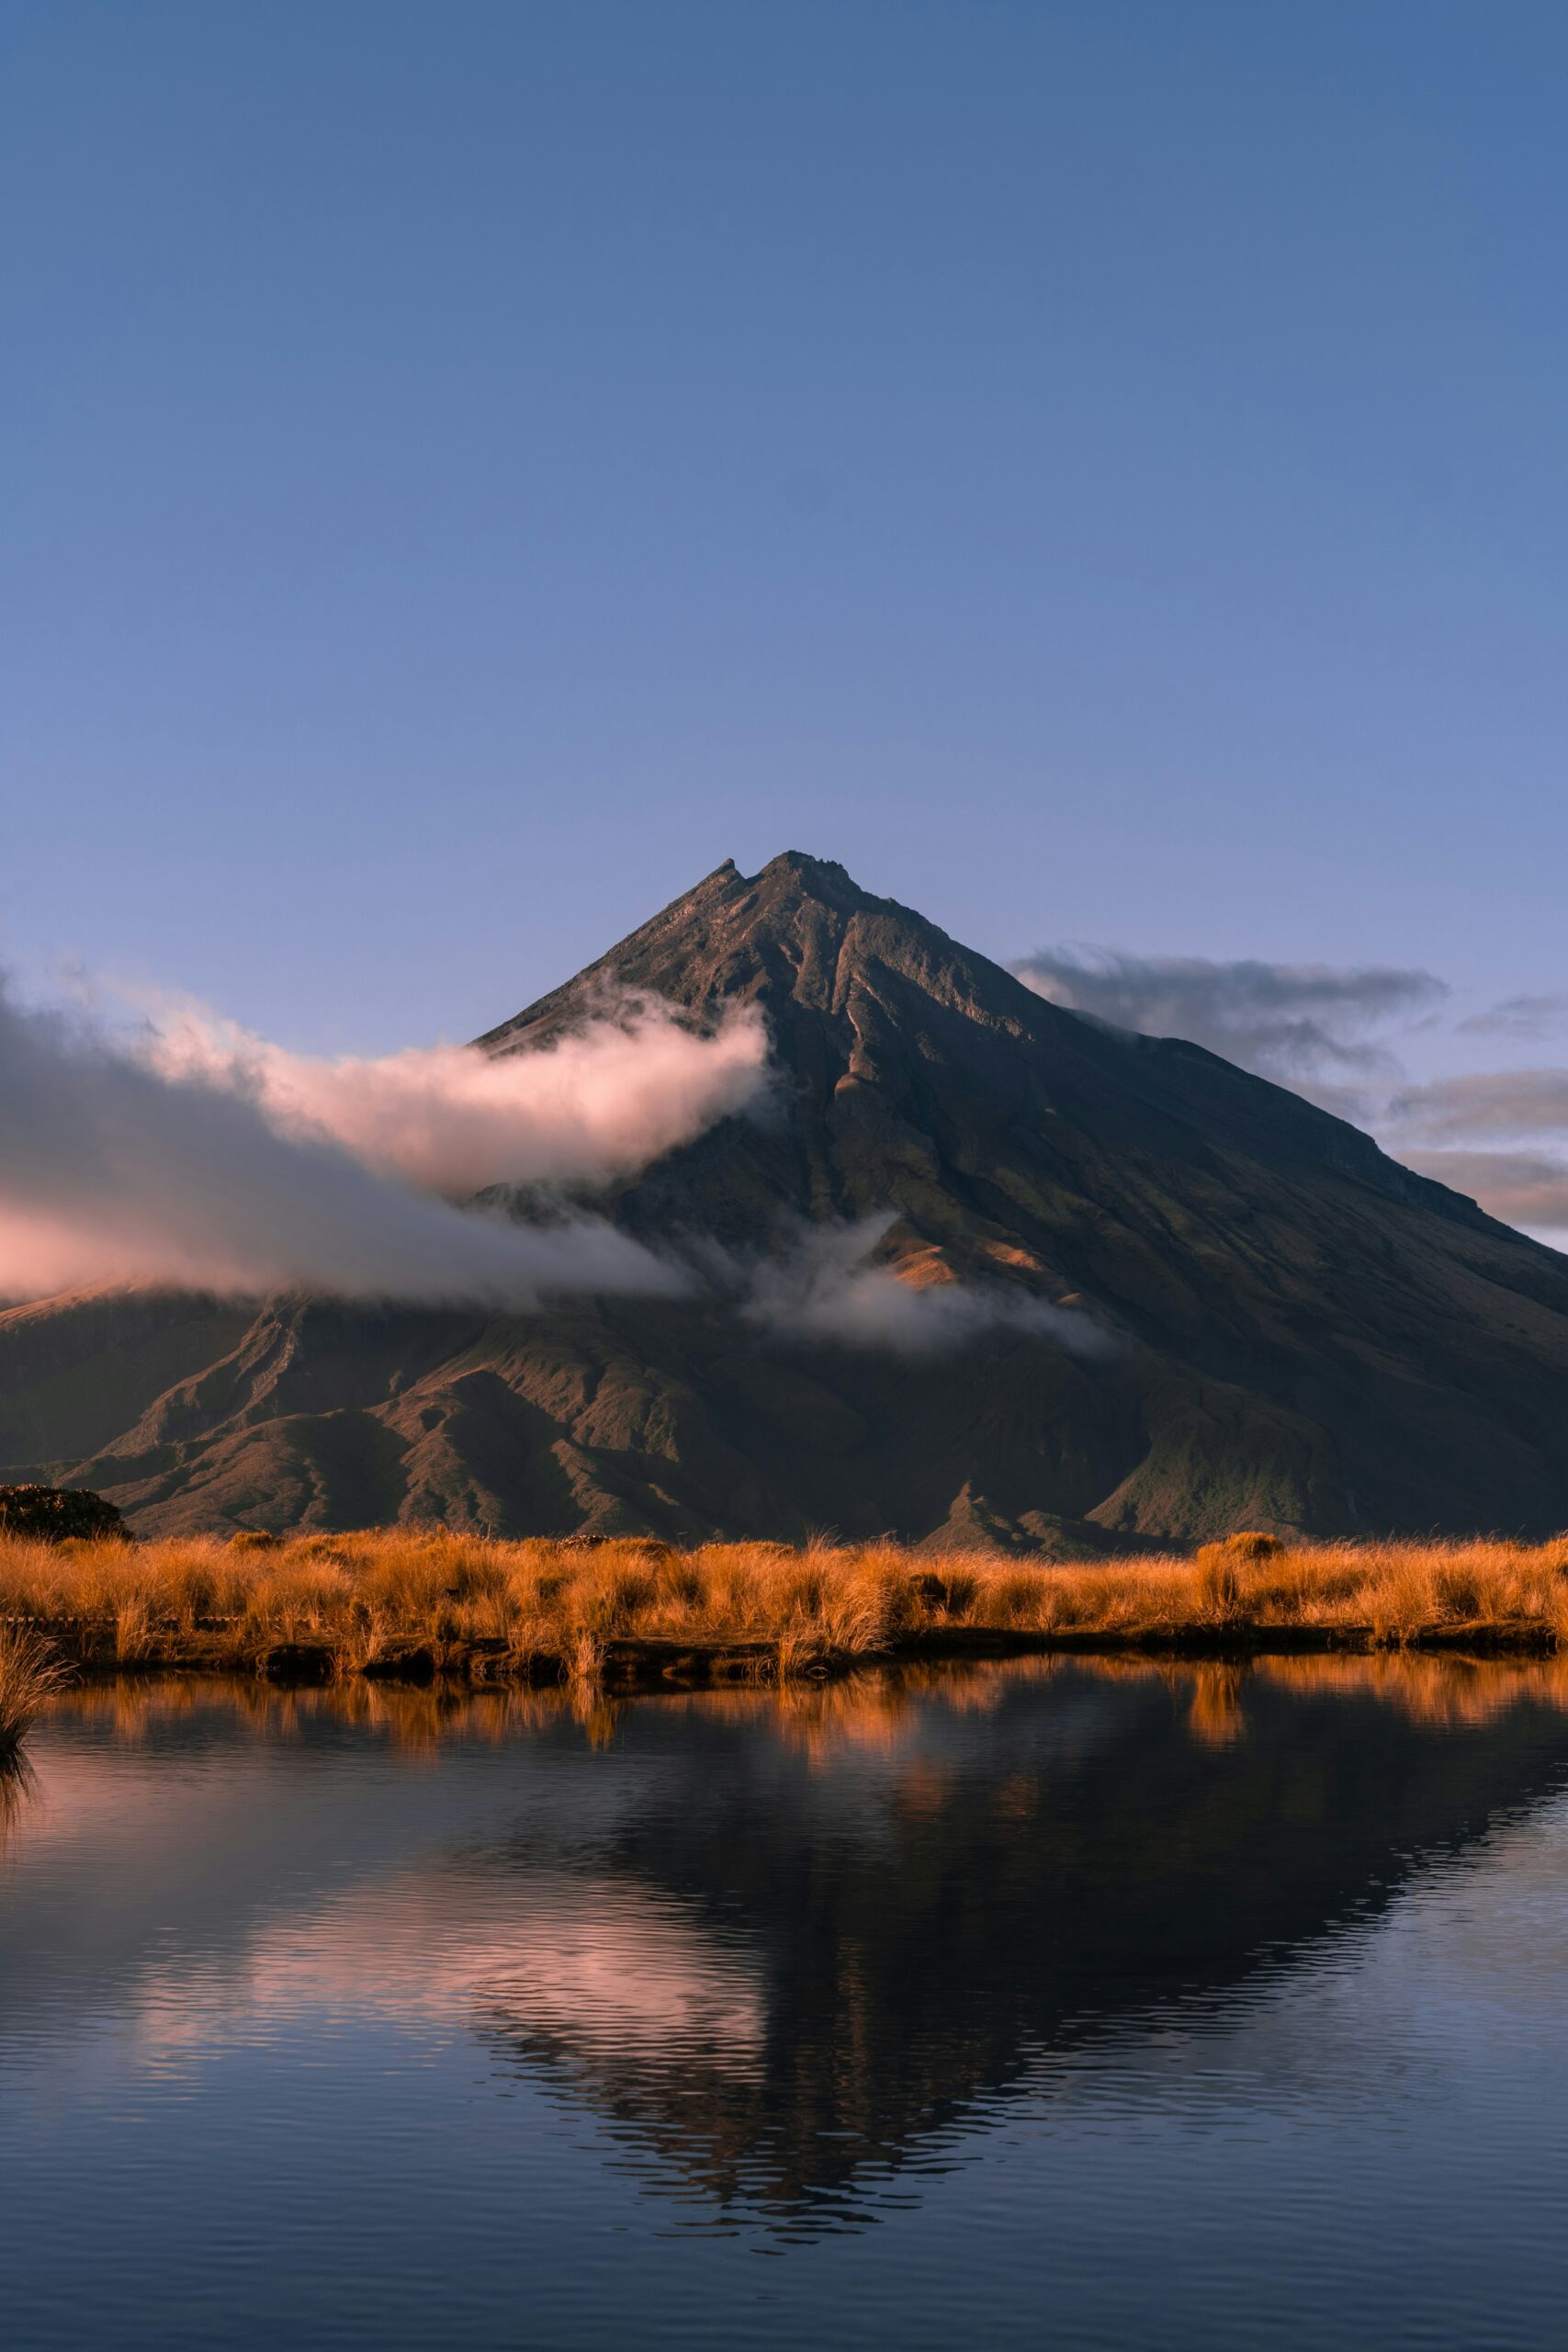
<box><xmin>473</xmin><ymin>1655</ymin><xmax>1568</xmax><ymax>2222</ymax></box>
<box><xmin>8</xmin><ymin>1656</ymin><xmax>1568</xmax><ymax>2346</ymax></box>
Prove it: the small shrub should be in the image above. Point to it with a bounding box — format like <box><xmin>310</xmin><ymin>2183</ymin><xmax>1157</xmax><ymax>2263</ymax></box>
<box><xmin>0</xmin><ymin>1486</ymin><xmax>125</xmax><ymax>1544</ymax></box>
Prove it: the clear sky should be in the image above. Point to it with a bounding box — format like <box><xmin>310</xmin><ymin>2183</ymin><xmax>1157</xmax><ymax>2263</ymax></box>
<box><xmin>5</xmin><ymin>0</ymin><xmax>1568</xmax><ymax>1062</ymax></box>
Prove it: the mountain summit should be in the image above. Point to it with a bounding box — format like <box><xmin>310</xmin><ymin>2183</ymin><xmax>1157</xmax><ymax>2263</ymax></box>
<box><xmin>5</xmin><ymin>853</ymin><xmax>1568</xmax><ymax>1543</ymax></box>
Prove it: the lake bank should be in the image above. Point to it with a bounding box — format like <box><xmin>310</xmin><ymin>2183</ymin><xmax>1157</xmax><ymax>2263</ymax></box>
<box><xmin>6</xmin><ymin>1527</ymin><xmax>1568</xmax><ymax>1687</ymax></box>
<box><xmin>6</xmin><ymin>1617</ymin><xmax>1568</xmax><ymax>1691</ymax></box>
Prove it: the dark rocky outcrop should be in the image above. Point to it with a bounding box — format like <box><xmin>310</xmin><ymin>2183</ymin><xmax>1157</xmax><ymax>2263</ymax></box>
<box><xmin>4</xmin><ymin>852</ymin><xmax>1568</xmax><ymax>1541</ymax></box>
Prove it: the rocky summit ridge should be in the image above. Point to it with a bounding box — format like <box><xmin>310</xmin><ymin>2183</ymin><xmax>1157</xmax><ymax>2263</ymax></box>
<box><xmin>4</xmin><ymin>851</ymin><xmax>1568</xmax><ymax>1544</ymax></box>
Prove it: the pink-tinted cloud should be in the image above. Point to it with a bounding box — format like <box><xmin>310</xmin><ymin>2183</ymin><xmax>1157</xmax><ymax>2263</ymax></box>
<box><xmin>141</xmin><ymin>992</ymin><xmax>770</xmax><ymax>1193</ymax></box>
<box><xmin>0</xmin><ymin>978</ymin><xmax>766</xmax><ymax>1306</ymax></box>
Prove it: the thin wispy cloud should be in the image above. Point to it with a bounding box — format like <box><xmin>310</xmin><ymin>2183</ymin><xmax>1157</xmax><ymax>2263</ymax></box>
<box><xmin>1388</xmin><ymin>1069</ymin><xmax>1568</xmax><ymax>1142</ymax></box>
<box><xmin>1012</xmin><ymin>946</ymin><xmax>1444</xmax><ymax>1116</ymax></box>
<box><xmin>1393</xmin><ymin>1151</ymin><xmax>1568</xmax><ymax>1235</ymax></box>
<box><xmin>1014</xmin><ymin>941</ymin><xmax>1568</xmax><ymax>1239</ymax></box>
<box><xmin>724</xmin><ymin>1216</ymin><xmax>1114</xmax><ymax>1358</ymax></box>
<box><xmin>1456</xmin><ymin>993</ymin><xmax>1568</xmax><ymax>1040</ymax></box>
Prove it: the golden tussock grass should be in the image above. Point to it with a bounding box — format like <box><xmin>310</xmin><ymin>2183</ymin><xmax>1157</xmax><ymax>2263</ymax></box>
<box><xmin>0</xmin><ymin>1625</ymin><xmax>72</xmax><ymax>1753</ymax></box>
<box><xmin>5</xmin><ymin>1526</ymin><xmax>1568</xmax><ymax>1686</ymax></box>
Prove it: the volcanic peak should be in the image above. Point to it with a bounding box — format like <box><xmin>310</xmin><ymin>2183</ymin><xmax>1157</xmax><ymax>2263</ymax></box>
<box><xmin>12</xmin><ymin>850</ymin><xmax>1568</xmax><ymax>1544</ymax></box>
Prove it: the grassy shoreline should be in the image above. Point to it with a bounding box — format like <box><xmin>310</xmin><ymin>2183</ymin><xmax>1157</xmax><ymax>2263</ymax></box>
<box><xmin>6</xmin><ymin>1527</ymin><xmax>1568</xmax><ymax>1690</ymax></box>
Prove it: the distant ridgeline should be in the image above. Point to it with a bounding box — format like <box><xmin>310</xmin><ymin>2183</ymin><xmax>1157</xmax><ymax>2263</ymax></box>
<box><xmin>5</xmin><ymin>851</ymin><xmax>1568</xmax><ymax>1544</ymax></box>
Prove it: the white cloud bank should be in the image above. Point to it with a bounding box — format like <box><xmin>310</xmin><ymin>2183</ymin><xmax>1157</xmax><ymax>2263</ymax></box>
<box><xmin>0</xmin><ymin>979</ymin><xmax>769</xmax><ymax>1306</ymax></box>
<box><xmin>141</xmin><ymin>993</ymin><xmax>769</xmax><ymax>1193</ymax></box>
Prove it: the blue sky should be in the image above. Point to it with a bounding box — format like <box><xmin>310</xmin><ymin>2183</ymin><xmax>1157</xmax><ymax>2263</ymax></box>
<box><xmin>5</xmin><ymin>0</ymin><xmax>1567</xmax><ymax>1077</ymax></box>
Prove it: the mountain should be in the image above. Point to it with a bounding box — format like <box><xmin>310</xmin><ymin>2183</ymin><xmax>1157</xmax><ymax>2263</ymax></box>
<box><xmin>6</xmin><ymin>850</ymin><xmax>1568</xmax><ymax>1544</ymax></box>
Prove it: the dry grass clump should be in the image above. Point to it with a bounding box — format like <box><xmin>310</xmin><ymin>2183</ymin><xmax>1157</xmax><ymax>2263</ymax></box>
<box><xmin>0</xmin><ymin>1626</ymin><xmax>72</xmax><ymax>1753</ymax></box>
<box><xmin>5</xmin><ymin>1524</ymin><xmax>1568</xmax><ymax>1683</ymax></box>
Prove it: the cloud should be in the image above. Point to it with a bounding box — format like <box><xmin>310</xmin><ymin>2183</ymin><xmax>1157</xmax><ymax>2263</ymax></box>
<box><xmin>1008</xmin><ymin>938</ymin><xmax>1568</xmax><ymax>1239</ymax></box>
<box><xmin>1389</xmin><ymin>1069</ymin><xmax>1568</xmax><ymax>1142</ymax></box>
<box><xmin>0</xmin><ymin>977</ymin><xmax>725</xmax><ymax>1306</ymax></box>
<box><xmin>732</xmin><ymin>1216</ymin><xmax>1114</xmax><ymax>1358</ymax></box>
<box><xmin>1013</xmin><ymin>947</ymin><xmax>1445</xmax><ymax>1107</ymax></box>
<box><xmin>1456</xmin><ymin>994</ymin><xmax>1568</xmax><ymax>1040</ymax></box>
<box><xmin>134</xmin><ymin>991</ymin><xmax>771</xmax><ymax>1193</ymax></box>
<box><xmin>1393</xmin><ymin>1150</ymin><xmax>1568</xmax><ymax>1236</ymax></box>
<box><xmin>1385</xmin><ymin>1072</ymin><xmax>1568</xmax><ymax>1237</ymax></box>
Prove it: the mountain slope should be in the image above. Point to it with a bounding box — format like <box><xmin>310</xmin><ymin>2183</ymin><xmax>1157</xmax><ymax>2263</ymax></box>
<box><xmin>6</xmin><ymin>852</ymin><xmax>1568</xmax><ymax>1542</ymax></box>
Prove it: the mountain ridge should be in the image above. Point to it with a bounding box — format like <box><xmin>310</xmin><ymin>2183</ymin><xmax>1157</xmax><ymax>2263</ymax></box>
<box><xmin>490</xmin><ymin>850</ymin><xmax>1496</xmax><ymax>1238</ymax></box>
<box><xmin>4</xmin><ymin>850</ymin><xmax>1567</xmax><ymax>1544</ymax></box>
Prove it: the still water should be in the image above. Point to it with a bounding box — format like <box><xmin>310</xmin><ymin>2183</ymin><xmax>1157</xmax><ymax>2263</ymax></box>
<box><xmin>6</xmin><ymin>1655</ymin><xmax>1568</xmax><ymax>2348</ymax></box>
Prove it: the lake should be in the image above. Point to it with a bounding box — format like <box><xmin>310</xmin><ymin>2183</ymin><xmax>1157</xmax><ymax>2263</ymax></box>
<box><xmin>6</xmin><ymin>1654</ymin><xmax>1568</xmax><ymax>2347</ymax></box>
